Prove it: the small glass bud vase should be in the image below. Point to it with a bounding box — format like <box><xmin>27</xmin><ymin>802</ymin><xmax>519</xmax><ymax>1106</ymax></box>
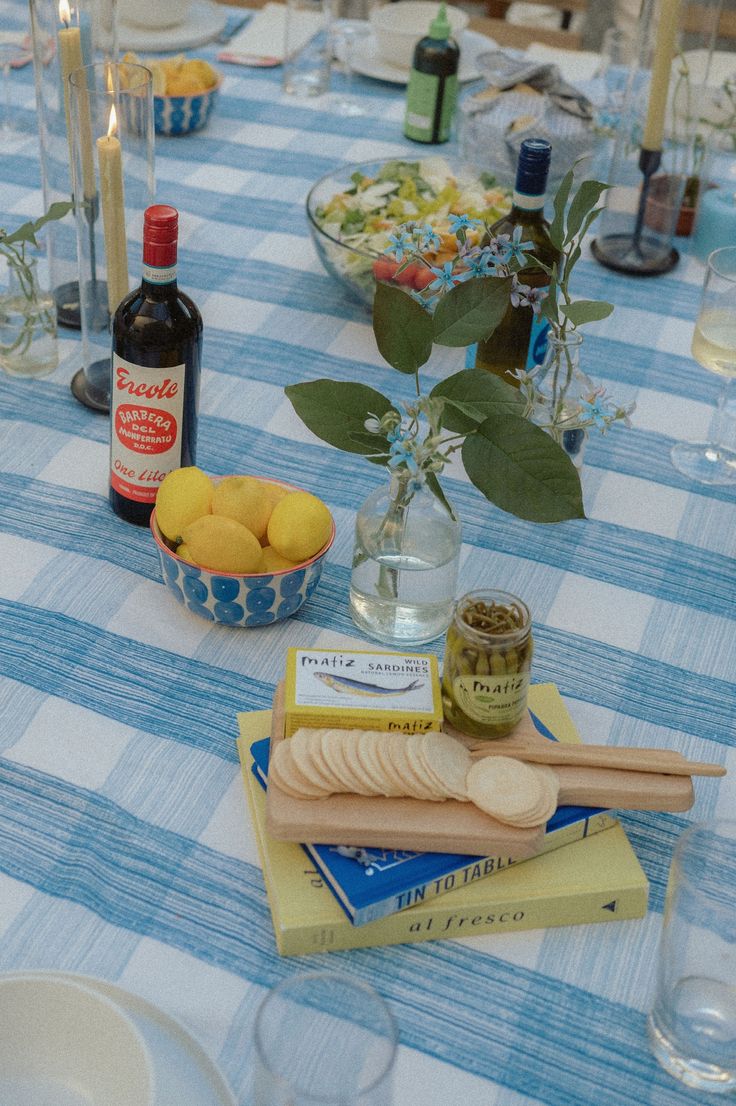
<box><xmin>442</xmin><ymin>589</ymin><xmax>533</xmax><ymax>739</ymax></box>
<box><xmin>0</xmin><ymin>253</ymin><xmax>58</xmax><ymax>378</ymax></box>
<box><xmin>349</xmin><ymin>470</ymin><xmax>461</xmax><ymax>647</ymax></box>
<box><xmin>527</xmin><ymin>330</ymin><xmax>592</xmax><ymax>470</ymax></box>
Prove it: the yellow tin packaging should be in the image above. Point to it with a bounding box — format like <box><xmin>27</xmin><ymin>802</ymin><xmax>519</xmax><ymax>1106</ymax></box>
<box><xmin>284</xmin><ymin>648</ymin><xmax>443</xmax><ymax>737</ymax></box>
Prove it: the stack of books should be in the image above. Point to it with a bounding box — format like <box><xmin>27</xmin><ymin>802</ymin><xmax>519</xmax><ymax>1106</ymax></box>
<box><xmin>236</xmin><ymin>684</ymin><xmax>649</xmax><ymax>957</ymax></box>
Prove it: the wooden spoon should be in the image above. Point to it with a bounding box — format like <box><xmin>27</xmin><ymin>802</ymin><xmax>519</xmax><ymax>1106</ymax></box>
<box><xmin>468</xmin><ymin>742</ymin><xmax>726</xmax><ymax>778</ymax></box>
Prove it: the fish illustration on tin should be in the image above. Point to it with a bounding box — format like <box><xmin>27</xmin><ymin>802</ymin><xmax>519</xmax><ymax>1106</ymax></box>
<box><xmin>314</xmin><ymin>672</ymin><xmax>423</xmax><ymax>696</ymax></box>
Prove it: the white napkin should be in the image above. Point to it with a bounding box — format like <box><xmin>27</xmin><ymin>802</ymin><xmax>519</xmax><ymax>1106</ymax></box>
<box><xmin>525</xmin><ymin>43</ymin><xmax>602</xmax><ymax>83</ymax></box>
<box><xmin>218</xmin><ymin>2</ymin><xmax>324</xmax><ymax>66</ymax></box>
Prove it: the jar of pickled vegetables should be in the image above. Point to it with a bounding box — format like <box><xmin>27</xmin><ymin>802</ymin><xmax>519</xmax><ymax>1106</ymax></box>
<box><xmin>442</xmin><ymin>589</ymin><xmax>533</xmax><ymax>739</ymax></box>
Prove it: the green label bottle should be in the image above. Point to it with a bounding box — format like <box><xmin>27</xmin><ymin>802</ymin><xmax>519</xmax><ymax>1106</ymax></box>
<box><xmin>474</xmin><ymin>138</ymin><xmax>560</xmax><ymax>384</ymax></box>
<box><xmin>403</xmin><ymin>3</ymin><xmax>459</xmax><ymax>144</ymax></box>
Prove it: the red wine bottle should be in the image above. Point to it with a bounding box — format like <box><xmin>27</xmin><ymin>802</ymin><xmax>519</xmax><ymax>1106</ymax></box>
<box><xmin>109</xmin><ymin>204</ymin><xmax>203</xmax><ymax>525</ymax></box>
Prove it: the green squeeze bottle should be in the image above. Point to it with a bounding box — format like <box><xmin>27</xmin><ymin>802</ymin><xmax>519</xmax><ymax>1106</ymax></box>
<box><xmin>403</xmin><ymin>3</ymin><xmax>459</xmax><ymax>144</ymax></box>
<box><xmin>475</xmin><ymin>138</ymin><xmax>561</xmax><ymax>384</ymax></box>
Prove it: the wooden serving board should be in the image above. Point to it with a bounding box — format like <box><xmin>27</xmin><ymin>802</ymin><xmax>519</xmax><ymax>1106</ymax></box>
<box><xmin>265</xmin><ymin>684</ymin><xmax>694</xmax><ymax>856</ymax></box>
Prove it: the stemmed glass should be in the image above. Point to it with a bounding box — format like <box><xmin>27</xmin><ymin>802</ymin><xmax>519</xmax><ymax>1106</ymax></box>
<box><xmin>671</xmin><ymin>246</ymin><xmax>736</xmax><ymax>485</ymax></box>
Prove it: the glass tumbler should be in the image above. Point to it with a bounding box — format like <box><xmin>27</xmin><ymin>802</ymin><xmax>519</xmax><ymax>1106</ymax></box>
<box><xmin>253</xmin><ymin>971</ymin><xmax>398</xmax><ymax>1105</ymax></box>
<box><xmin>648</xmin><ymin>819</ymin><xmax>736</xmax><ymax>1094</ymax></box>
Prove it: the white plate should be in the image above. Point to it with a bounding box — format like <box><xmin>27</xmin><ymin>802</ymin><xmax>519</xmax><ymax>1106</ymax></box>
<box><xmin>351</xmin><ymin>28</ymin><xmax>493</xmax><ymax>85</ymax></box>
<box><xmin>6</xmin><ymin>971</ymin><xmax>238</xmax><ymax>1106</ymax></box>
<box><xmin>118</xmin><ymin>0</ymin><xmax>228</xmax><ymax>53</ymax></box>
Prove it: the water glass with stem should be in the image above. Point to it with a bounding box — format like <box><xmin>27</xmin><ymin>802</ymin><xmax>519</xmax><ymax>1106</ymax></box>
<box><xmin>670</xmin><ymin>246</ymin><xmax>736</xmax><ymax>484</ymax></box>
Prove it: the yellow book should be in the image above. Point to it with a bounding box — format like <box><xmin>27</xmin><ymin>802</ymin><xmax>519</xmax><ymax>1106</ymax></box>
<box><xmin>236</xmin><ymin>686</ymin><xmax>649</xmax><ymax>957</ymax></box>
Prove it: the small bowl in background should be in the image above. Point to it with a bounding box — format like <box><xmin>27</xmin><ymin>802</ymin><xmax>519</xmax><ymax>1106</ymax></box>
<box><xmin>0</xmin><ymin>973</ymin><xmax>154</xmax><ymax>1106</ymax></box>
<box><xmin>154</xmin><ymin>74</ymin><xmax>222</xmax><ymax>136</ymax></box>
<box><xmin>150</xmin><ymin>476</ymin><xmax>336</xmax><ymax>627</ymax></box>
<box><xmin>369</xmin><ymin>1</ymin><xmax>469</xmax><ymax>69</ymax></box>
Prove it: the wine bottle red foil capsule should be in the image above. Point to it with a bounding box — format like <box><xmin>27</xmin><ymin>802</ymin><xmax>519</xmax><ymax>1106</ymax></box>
<box><xmin>142</xmin><ymin>204</ymin><xmax>178</xmax><ymax>283</ymax></box>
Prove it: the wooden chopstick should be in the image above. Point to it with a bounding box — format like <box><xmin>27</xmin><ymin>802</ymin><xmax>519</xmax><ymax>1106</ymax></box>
<box><xmin>467</xmin><ymin>743</ymin><xmax>726</xmax><ymax>778</ymax></box>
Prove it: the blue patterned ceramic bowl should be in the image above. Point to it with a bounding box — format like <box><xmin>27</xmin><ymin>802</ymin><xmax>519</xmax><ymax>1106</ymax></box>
<box><xmin>154</xmin><ymin>75</ymin><xmax>222</xmax><ymax>136</ymax></box>
<box><xmin>150</xmin><ymin>477</ymin><xmax>335</xmax><ymax>627</ymax></box>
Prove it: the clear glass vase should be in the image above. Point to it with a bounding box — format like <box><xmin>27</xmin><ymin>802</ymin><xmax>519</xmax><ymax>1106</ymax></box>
<box><xmin>0</xmin><ymin>256</ymin><xmax>58</xmax><ymax>378</ymax></box>
<box><xmin>349</xmin><ymin>471</ymin><xmax>462</xmax><ymax>647</ymax></box>
<box><xmin>527</xmin><ymin>330</ymin><xmax>591</xmax><ymax>470</ymax></box>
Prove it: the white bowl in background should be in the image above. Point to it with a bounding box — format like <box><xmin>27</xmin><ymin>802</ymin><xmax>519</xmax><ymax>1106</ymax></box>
<box><xmin>369</xmin><ymin>1</ymin><xmax>469</xmax><ymax>70</ymax></box>
<box><xmin>0</xmin><ymin>974</ymin><xmax>154</xmax><ymax>1106</ymax></box>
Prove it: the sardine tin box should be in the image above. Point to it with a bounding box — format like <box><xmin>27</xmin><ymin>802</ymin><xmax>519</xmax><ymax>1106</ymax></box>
<box><xmin>283</xmin><ymin>648</ymin><xmax>443</xmax><ymax>737</ymax></box>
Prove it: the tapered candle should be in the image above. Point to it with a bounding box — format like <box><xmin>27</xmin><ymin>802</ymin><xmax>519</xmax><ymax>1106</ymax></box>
<box><xmin>97</xmin><ymin>104</ymin><xmax>129</xmax><ymax>314</ymax></box>
<box><xmin>642</xmin><ymin>0</ymin><xmax>683</xmax><ymax>151</ymax></box>
<box><xmin>58</xmin><ymin>0</ymin><xmax>96</xmax><ymax>198</ymax></box>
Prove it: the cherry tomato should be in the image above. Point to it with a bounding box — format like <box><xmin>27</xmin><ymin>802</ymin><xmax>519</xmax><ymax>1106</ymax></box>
<box><xmin>372</xmin><ymin>259</ymin><xmax>399</xmax><ymax>282</ymax></box>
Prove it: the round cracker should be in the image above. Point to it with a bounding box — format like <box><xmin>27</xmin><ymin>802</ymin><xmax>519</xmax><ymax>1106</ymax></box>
<box><xmin>374</xmin><ymin>733</ymin><xmax>418</xmax><ymax>795</ymax></box>
<box><xmin>355</xmin><ymin>731</ymin><xmax>393</xmax><ymax>795</ymax></box>
<box><xmin>304</xmin><ymin>728</ymin><xmax>346</xmax><ymax>793</ymax></box>
<box><xmin>466</xmin><ymin>756</ymin><xmax>544</xmax><ymax>819</ymax></box>
<box><xmin>358</xmin><ymin>731</ymin><xmax>404</xmax><ymax>796</ymax></box>
<box><xmin>406</xmin><ymin>734</ymin><xmax>449</xmax><ymax>800</ymax></box>
<box><xmin>269</xmin><ymin>740</ymin><xmax>327</xmax><ymax>798</ymax></box>
<box><xmin>417</xmin><ymin>731</ymin><xmax>471</xmax><ymax>802</ymax></box>
<box><xmin>386</xmin><ymin>734</ymin><xmax>442</xmax><ymax>801</ymax></box>
<box><xmin>320</xmin><ymin>728</ymin><xmax>362</xmax><ymax>794</ymax></box>
<box><xmin>337</xmin><ymin>730</ymin><xmax>384</xmax><ymax>796</ymax></box>
<box><xmin>290</xmin><ymin>729</ymin><xmax>337</xmax><ymax>794</ymax></box>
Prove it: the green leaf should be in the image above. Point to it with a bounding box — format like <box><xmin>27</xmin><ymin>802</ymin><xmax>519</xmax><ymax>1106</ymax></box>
<box><xmin>373</xmin><ymin>281</ymin><xmax>433</xmax><ymax>375</ymax></box>
<box><xmin>561</xmin><ymin>300</ymin><xmax>614</xmax><ymax>327</ymax></box>
<box><xmin>432</xmin><ymin>275</ymin><xmax>512</xmax><ymax>347</ymax></box>
<box><xmin>425</xmin><ymin>471</ymin><xmax>457</xmax><ymax>521</ymax></box>
<box><xmin>285</xmin><ymin>379</ymin><xmax>393</xmax><ymax>459</ymax></box>
<box><xmin>550</xmin><ymin>168</ymin><xmax>574</xmax><ymax>250</ymax></box>
<box><xmin>430</xmin><ymin>368</ymin><xmax>525</xmax><ymax>434</ymax></box>
<box><xmin>461</xmin><ymin>413</ymin><xmax>585</xmax><ymax>522</ymax></box>
<box><xmin>2</xmin><ymin>201</ymin><xmax>74</xmax><ymax>247</ymax></box>
<box><xmin>564</xmin><ymin>180</ymin><xmax>610</xmax><ymax>245</ymax></box>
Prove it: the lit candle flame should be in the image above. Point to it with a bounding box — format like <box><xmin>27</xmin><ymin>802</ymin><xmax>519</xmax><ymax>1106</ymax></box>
<box><xmin>59</xmin><ymin>0</ymin><xmax>71</xmax><ymax>27</ymax></box>
<box><xmin>107</xmin><ymin>103</ymin><xmax>118</xmax><ymax>139</ymax></box>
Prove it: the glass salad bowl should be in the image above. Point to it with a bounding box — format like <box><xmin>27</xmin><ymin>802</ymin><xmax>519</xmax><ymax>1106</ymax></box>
<box><xmin>305</xmin><ymin>157</ymin><xmax>513</xmax><ymax>307</ymax></box>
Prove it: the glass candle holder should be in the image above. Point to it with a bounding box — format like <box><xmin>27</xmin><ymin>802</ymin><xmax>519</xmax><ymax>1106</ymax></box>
<box><xmin>29</xmin><ymin>0</ymin><xmax>118</xmax><ymax>330</ymax></box>
<box><xmin>590</xmin><ymin>0</ymin><xmax>722</xmax><ymax>276</ymax></box>
<box><xmin>69</xmin><ymin>61</ymin><xmax>154</xmax><ymax>412</ymax></box>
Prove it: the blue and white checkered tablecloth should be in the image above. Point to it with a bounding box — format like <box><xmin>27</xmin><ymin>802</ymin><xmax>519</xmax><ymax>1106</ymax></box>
<box><xmin>0</xmin><ymin>1</ymin><xmax>735</xmax><ymax>1102</ymax></box>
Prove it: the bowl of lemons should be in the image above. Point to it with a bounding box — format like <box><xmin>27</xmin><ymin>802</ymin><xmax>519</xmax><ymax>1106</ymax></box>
<box><xmin>150</xmin><ymin>469</ymin><xmax>335</xmax><ymax>627</ymax></box>
<box><xmin>124</xmin><ymin>52</ymin><xmax>221</xmax><ymax>136</ymax></box>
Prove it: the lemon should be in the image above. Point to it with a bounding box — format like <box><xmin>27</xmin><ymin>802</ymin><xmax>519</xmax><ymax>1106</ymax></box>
<box><xmin>267</xmin><ymin>491</ymin><xmax>332</xmax><ymax>563</ymax></box>
<box><xmin>212</xmin><ymin>476</ymin><xmax>271</xmax><ymax>541</ymax></box>
<box><xmin>176</xmin><ymin>543</ymin><xmax>194</xmax><ymax>562</ymax></box>
<box><xmin>181</xmin><ymin>515</ymin><xmax>262</xmax><ymax>574</ymax></box>
<box><xmin>259</xmin><ymin>480</ymin><xmax>291</xmax><ymax>510</ymax></box>
<box><xmin>156</xmin><ymin>466</ymin><xmax>214</xmax><ymax>543</ymax></box>
<box><xmin>261</xmin><ymin>546</ymin><xmax>299</xmax><ymax>573</ymax></box>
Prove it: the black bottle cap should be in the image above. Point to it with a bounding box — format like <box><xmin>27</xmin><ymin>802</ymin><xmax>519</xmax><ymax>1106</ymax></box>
<box><xmin>515</xmin><ymin>139</ymin><xmax>552</xmax><ymax>196</ymax></box>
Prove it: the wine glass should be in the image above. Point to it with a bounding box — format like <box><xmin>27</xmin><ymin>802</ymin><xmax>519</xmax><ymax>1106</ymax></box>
<box><xmin>671</xmin><ymin>246</ymin><xmax>736</xmax><ymax>485</ymax></box>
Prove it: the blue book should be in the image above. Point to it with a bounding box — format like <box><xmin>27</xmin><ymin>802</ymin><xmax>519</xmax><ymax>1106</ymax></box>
<box><xmin>249</xmin><ymin>706</ymin><xmax>617</xmax><ymax>926</ymax></box>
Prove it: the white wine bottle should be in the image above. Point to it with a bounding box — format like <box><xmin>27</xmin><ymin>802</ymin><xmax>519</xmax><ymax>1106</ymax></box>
<box><xmin>475</xmin><ymin>139</ymin><xmax>560</xmax><ymax>384</ymax></box>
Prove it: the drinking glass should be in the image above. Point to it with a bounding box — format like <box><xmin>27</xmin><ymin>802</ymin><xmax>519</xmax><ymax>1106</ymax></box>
<box><xmin>327</xmin><ymin>0</ymin><xmax>374</xmax><ymax>116</ymax></box>
<box><xmin>671</xmin><ymin>246</ymin><xmax>736</xmax><ymax>484</ymax></box>
<box><xmin>0</xmin><ymin>40</ymin><xmax>33</xmax><ymax>146</ymax></box>
<box><xmin>648</xmin><ymin>820</ymin><xmax>736</xmax><ymax>1094</ymax></box>
<box><xmin>253</xmin><ymin>971</ymin><xmax>398</xmax><ymax>1105</ymax></box>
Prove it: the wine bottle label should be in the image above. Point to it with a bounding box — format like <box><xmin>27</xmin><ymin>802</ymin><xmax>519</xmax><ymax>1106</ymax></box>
<box><xmin>143</xmin><ymin>263</ymin><xmax>177</xmax><ymax>285</ymax></box>
<box><xmin>452</xmin><ymin>673</ymin><xmax>530</xmax><ymax>725</ymax></box>
<box><xmin>527</xmin><ymin>310</ymin><xmax>551</xmax><ymax>369</ymax></box>
<box><xmin>109</xmin><ymin>355</ymin><xmax>186</xmax><ymax>504</ymax></box>
<box><xmin>512</xmin><ymin>190</ymin><xmax>545</xmax><ymax>211</ymax></box>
